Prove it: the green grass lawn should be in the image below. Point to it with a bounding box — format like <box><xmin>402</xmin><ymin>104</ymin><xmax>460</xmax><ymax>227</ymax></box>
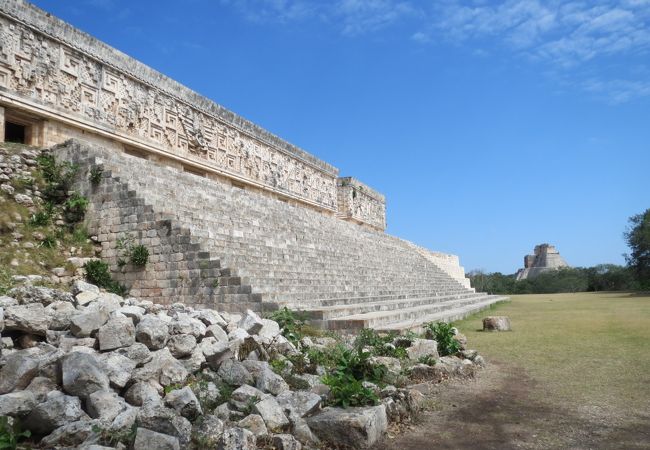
<box><xmin>454</xmin><ymin>292</ymin><xmax>650</xmax><ymax>415</ymax></box>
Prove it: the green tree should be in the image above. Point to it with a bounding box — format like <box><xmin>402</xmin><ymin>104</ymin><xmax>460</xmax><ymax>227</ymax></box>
<box><xmin>625</xmin><ymin>208</ymin><xmax>650</xmax><ymax>288</ymax></box>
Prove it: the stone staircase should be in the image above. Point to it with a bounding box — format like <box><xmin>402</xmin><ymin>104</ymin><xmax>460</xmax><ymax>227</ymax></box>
<box><xmin>56</xmin><ymin>141</ymin><xmax>507</xmax><ymax>331</ymax></box>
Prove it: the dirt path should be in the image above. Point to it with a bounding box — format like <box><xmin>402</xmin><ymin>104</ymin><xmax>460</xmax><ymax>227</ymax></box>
<box><xmin>374</xmin><ymin>360</ymin><xmax>650</xmax><ymax>450</ymax></box>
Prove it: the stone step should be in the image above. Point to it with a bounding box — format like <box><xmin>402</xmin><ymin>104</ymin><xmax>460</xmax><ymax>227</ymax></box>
<box><xmin>320</xmin><ymin>295</ymin><xmax>508</xmax><ymax>330</ymax></box>
<box><xmin>375</xmin><ymin>296</ymin><xmax>510</xmax><ymax>333</ymax></box>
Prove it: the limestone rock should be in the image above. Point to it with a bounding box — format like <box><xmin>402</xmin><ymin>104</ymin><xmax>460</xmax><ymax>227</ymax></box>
<box><xmin>166</xmin><ymin>333</ymin><xmax>196</xmax><ymax>358</ymax></box>
<box><xmin>256</xmin><ymin>365</ymin><xmax>290</xmax><ymax>395</ymax></box>
<box><xmin>201</xmin><ymin>337</ymin><xmax>233</xmax><ymax>369</ymax></box>
<box><xmin>273</xmin><ymin>434</ymin><xmax>302</xmax><ymax>450</ymax></box>
<box><xmin>275</xmin><ymin>391</ymin><xmax>321</xmax><ymax>419</ymax></box>
<box><xmin>0</xmin><ymin>390</ymin><xmax>37</xmax><ymax>417</ymax></box>
<box><xmin>217</xmin><ymin>427</ymin><xmax>256</xmax><ymax>450</ymax></box>
<box><xmin>70</xmin><ymin>307</ymin><xmax>110</xmax><ymax>337</ymax></box>
<box><xmin>125</xmin><ymin>381</ymin><xmax>162</xmax><ymax>407</ymax></box>
<box><xmin>24</xmin><ymin>391</ymin><xmax>87</xmax><ymax>435</ymax></box>
<box><xmin>39</xmin><ymin>419</ymin><xmax>99</xmax><ymax>448</ymax></box>
<box><xmin>24</xmin><ymin>376</ymin><xmax>59</xmax><ymax>402</ymax></box>
<box><xmin>0</xmin><ymin>349</ymin><xmax>40</xmax><ymax>393</ymax></box>
<box><xmin>72</xmin><ymin>280</ymin><xmax>100</xmax><ymax>296</ymax></box>
<box><xmin>117</xmin><ymin>305</ymin><xmax>146</xmax><ymax>324</ymax></box>
<box><xmin>239</xmin><ymin>309</ymin><xmax>264</xmax><ymax>335</ymax></box>
<box><xmin>3</xmin><ymin>303</ymin><xmax>51</xmax><ymax>335</ymax></box>
<box><xmin>100</xmin><ymin>351</ymin><xmax>137</xmax><ymax>389</ymax></box>
<box><xmin>253</xmin><ymin>397</ymin><xmax>290</xmax><ymax>432</ymax></box>
<box><xmin>86</xmin><ymin>390</ymin><xmax>130</xmax><ymax>422</ymax></box>
<box><xmin>164</xmin><ymin>386</ymin><xmax>202</xmax><ymax>420</ymax></box>
<box><xmin>192</xmin><ymin>415</ymin><xmax>224</xmax><ymax>447</ymax></box>
<box><xmin>169</xmin><ymin>314</ymin><xmax>206</xmax><ymax>338</ymax></box>
<box><xmin>306</xmin><ymin>405</ymin><xmax>388</xmax><ymax>449</ymax></box>
<box><xmin>97</xmin><ymin>316</ymin><xmax>135</xmax><ymax>351</ymax></box>
<box><xmin>133</xmin><ymin>427</ymin><xmax>180</xmax><ymax>450</ymax></box>
<box><xmin>114</xmin><ymin>342</ymin><xmax>152</xmax><ymax>366</ymax></box>
<box><xmin>136</xmin><ymin>315</ymin><xmax>170</xmax><ymax>350</ymax></box>
<box><xmin>217</xmin><ymin>358</ymin><xmax>254</xmax><ymax>387</ymax></box>
<box><xmin>136</xmin><ymin>405</ymin><xmax>192</xmax><ymax>446</ymax></box>
<box><xmin>205</xmin><ymin>323</ymin><xmax>228</xmax><ymax>342</ymax></box>
<box><xmin>406</xmin><ymin>338</ymin><xmax>439</xmax><ymax>360</ymax></box>
<box><xmin>238</xmin><ymin>414</ymin><xmax>268</xmax><ymax>437</ymax></box>
<box><xmin>61</xmin><ymin>351</ymin><xmax>110</xmax><ymax>398</ymax></box>
<box><xmin>230</xmin><ymin>384</ymin><xmax>265</xmax><ymax>411</ymax></box>
<box><xmin>483</xmin><ymin>316</ymin><xmax>511</xmax><ymax>331</ymax></box>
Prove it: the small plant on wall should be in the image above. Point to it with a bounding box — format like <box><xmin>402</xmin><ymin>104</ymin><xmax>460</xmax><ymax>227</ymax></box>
<box><xmin>116</xmin><ymin>235</ymin><xmax>149</xmax><ymax>269</ymax></box>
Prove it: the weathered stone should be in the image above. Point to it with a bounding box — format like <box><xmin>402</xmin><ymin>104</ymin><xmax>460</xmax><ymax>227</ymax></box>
<box><xmin>218</xmin><ymin>358</ymin><xmax>254</xmax><ymax>387</ymax></box>
<box><xmin>45</xmin><ymin>300</ymin><xmax>77</xmax><ymax>330</ymax></box>
<box><xmin>125</xmin><ymin>381</ymin><xmax>162</xmax><ymax>407</ymax></box>
<box><xmin>24</xmin><ymin>391</ymin><xmax>87</xmax><ymax>435</ymax></box>
<box><xmin>164</xmin><ymin>386</ymin><xmax>202</xmax><ymax>420</ymax></box>
<box><xmin>136</xmin><ymin>405</ymin><xmax>192</xmax><ymax>446</ymax></box>
<box><xmin>516</xmin><ymin>243</ymin><xmax>569</xmax><ymax>280</ymax></box>
<box><xmin>217</xmin><ymin>427</ymin><xmax>256</xmax><ymax>450</ymax></box>
<box><xmin>206</xmin><ymin>323</ymin><xmax>229</xmax><ymax>342</ymax></box>
<box><xmin>179</xmin><ymin>345</ymin><xmax>206</xmax><ymax>373</ymax></box>
<box><xmin>136</xmin><ymin>315</ymin><xmax>169</xmax><ymax>350</ymax></box>
<box><xmin>133</xmin><ymin>348</ymin><xmax>189</xmax><ymax>387</ymax></box>
<box><xmin>273</xmin><ymin>434</ymin><xmax>302</xmax><ymax>450</ymax></box>
<box><xmin>230</xmin><ymin>384</ymin><xmax>265</xmax><ymax>411</ymax></box>
<box><xmin>169</xmin><ymin>314</ymin><xmax>206</xmax><ymax>337</ymax></box>
<box><xmin>253</xmin><ymin>397</ymin><xmax>290</xmax><ymax>432</ymax></box>
<box><xmin>192</xmin><ymin>415</ymin><xmax>224</xmax><ymax>447</ymax></box>
<box><xmin>61</xmin><ymin>351</ymin><xmax>110</xmax><ymax>398</ymax></box>
<box><xmin>239</xmin><ymin>309</ymin><xmax>264</xmax><ymax>335</ymax></box>
<box><xmin>114</xmin><ymin>342</ymin><xmax>153</xmax><ymax>366</ymax></box>
<box><xmin>406</xmin><ymin>338</ymin><xmax>439</xmax><ymax>360</ymax></box>
<box><xmin>192</xmin><ymin>309</ymin><xmax>227</xmax><ymax>327</ymax></box>
<box><xmin>238</xmin><ymin>414</ymin><xmax>268</xmax><ymax>437</ymax></box>
<box><xmin>133</xmin><ymin>427</ymin><xmax>180</xmax><ymax>450</ymax></box>
<box><xmin>166</xmin><ymin>333</ymin><xmax>196</xmax><ymax>358</ymax></box>
<box><xmin>72</xmin><ymin>280</ymin><xmax>100</xmax><ymax>296</ymax></box>
<box><xmin>70</xmin><ymin>307</ymin><xmax>110</xmax><ymax>337</ymax></box>
<box><xmin>275</xmin><ymin>391</ymin><xmax>321</xmax><ymax>419</ymax></box>
<box><xmin>0</xmin><ymin>390</ymin><xmax>37</xmax><ymax>417</ymax></box>
<box><xmin>87</xmin><ymin>390</ymin><xmax>130</xmax><ymax>422</ymax></box>
<box><xmin>257</xmin><ymin>366</ymin><xmax>290</xmax><ymax>395</ymax></box>
<box><xmin>201</xmin><ymin>337</ymin><xmax>233</xmax><ymax>369</ymax></box>
<box><xmin>117</xmin><ymin>305</ymin><xmax>146</xmax><ymax>324</ymax></box>
<box><xmin>483</xmin><ymin>316</ymin><xmax>512</xmax><ymax>331</ymax></box>
<box><xmin>258</xmin><ymin>319</ymin><xmax>282</xmax><ymax>341</ymax></box>
<box><xmin>100</xmin><ymin>352</ymin><xmax>137</xmax><ymax>389</ymax></box>
<box><xmin>76</xmin><ymin>290</ymin><xmax>99</xmax><ymax>306</ymax></box>
<box><xmin>24</xmin><ymin>376</ymin><xmax>59</xmax><ymax>402</ymax></box>
<box><xmin>40</xmin><ymin>419</ymin><xmax>99</xmax><ymax>448</ymax></box>
<box><xmin>0</xmin><ymin>350</ymin><xmax>40</xmax><ymax>393</ymax></box>
<box><xmin>3</xmin><ymin>303</ymin><xmax>51</xmax><ymax>335</ymax></box>
<box><xmin>306</xmin><ymin>405</ymin><xmax>388</xmax><ymax>449</ymax></box>
<box><xmin>97</xmin><ymin>316</ymin><xmax>135</xmax><ymax>351</ymax></box>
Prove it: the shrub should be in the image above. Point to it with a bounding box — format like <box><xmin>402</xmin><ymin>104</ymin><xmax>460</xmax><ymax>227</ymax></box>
<box><xmin>89</xmin><ymin>166</ymin><xmax>104</xmax><ymax>185</ymax></box>
<box><xmin>63</xmin><ymin>192</ymin><xmax>89</xmax><ymax>223</ymax></box>
<box><xmin>38</xmin><ymin>154</ymin><xmax>78</xmax><ymax>203</ymax></box>
<box><xmin>424</xmin><ymin>322</ymin><xmax>461</xmax><ymax>356</ymax></box>
<box><xmin>354</xmin><ymin>328</ymin><xmax>408</xmax><ymax>359</ymax></box>
<box><xmin>0</xmin><ymin>267</ymin><xmax>13</xmax><ymax>296</ymax></box>
<box><xmin>268</xmin><ymin>307</ymin><xmax>306</xmax><ymax>346</ymax></box>
<box><xmin>29</xmin><ymin>210</ymin><xmax>50</xmax><ymax>227</ymax></box>
<box><xmin>130</xmin><ymin>244</ymin><xmax>149</xmax><ymax>267</ymax></box>
<box><xmin>83</xmin><ymin>259</ymin><xmax>128</xmax><ymax>296</ymax></box>
<box><xmin>322</xmin><ymin>372</ymin><xmax>378</xmax><ymax>408</ymax></box>
<box><xmin>40</xmin><ymin>235</ymin><xmax>57</xmax><ymax>249</ymax></box>
<box><xmin>0</xmin><ymin>416</ymin><xmax>31</xmax><ymax>450</ymax></box>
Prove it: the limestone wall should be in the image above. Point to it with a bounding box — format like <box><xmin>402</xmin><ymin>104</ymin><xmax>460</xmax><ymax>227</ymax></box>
<box><xmin>336</xmin><ymin>177</ymin><xmax>386</xmax><ymax>231</ymax></box>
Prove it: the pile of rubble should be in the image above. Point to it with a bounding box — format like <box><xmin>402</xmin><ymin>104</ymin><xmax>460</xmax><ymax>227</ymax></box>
<box><xmin>0</xmin><ymin>281</ymin><xmax>484</xmax><ymax>449</ymax></box>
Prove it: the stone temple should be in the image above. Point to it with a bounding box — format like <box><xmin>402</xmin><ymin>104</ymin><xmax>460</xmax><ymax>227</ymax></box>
<box><xmin>515</xmin><ymin>244</ymin><xmax>569</xmax><ymax>281</ymax></box>
<box><xmin>0</xmin><ymin>0</ymin><xmax>506</xmax><ymax>330</ymax></box>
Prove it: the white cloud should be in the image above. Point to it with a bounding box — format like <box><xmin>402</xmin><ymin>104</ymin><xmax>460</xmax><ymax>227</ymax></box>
<box><xmin>335</xmin><ymin>0</ymin><xmax>417</xmax><ymax>36</ymax></box>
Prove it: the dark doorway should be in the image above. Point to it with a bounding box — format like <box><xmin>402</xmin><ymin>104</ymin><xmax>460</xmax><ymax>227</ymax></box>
<box><xmin>5</xmin><ymin>121</ymin><xmax>26</xmax><ymax>143</ymax></box>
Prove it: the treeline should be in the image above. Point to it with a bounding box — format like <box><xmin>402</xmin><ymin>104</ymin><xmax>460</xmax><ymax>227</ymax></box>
<box><xmin>468</xmin><ymin>265</ymin><xmax>644</xmax><ymax>295</ymax></box>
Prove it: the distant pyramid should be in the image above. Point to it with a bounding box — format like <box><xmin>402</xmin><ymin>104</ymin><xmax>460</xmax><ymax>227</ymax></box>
<box><xmin>515</xmin><ymin>244</ymin><xmax>569</xmax><ymax>280</ymax></box>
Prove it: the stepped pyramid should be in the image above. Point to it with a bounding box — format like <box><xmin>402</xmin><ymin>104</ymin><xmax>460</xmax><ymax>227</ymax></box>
<box><xmin>0</xmin><ymin>0</ymin><xmax>507</xmax><ymax>330</ymax></box>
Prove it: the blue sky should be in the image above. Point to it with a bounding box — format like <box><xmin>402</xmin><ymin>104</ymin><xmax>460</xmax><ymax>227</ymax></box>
<box><xmin>31</xmin><ymin>0</ymin><xmax>649</xmax><ymax>273</ymax></box>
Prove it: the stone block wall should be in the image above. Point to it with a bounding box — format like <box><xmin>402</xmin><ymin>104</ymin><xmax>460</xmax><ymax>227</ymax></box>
<box><xmin>53</xmin><ymin>140</ymin><xmax>265</xmax><ymax>312</ymax></box>
<box><xmin>336</xmin><ymin>177</ymin><xmax>386</xmax><ymax>231</ymax></box>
